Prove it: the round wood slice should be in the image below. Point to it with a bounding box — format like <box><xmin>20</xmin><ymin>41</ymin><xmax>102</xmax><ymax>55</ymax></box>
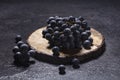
<box><xmin>27</xmin><ymin>27</ymin><xmax>105</xmax><ymax>64</ymax></box>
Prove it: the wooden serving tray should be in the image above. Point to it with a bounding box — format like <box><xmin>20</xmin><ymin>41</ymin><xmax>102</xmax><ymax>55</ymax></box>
<box><xmin>27</xmin><ymin>27</ymin><xmax>105</xmax><ymax>64</ymax></box>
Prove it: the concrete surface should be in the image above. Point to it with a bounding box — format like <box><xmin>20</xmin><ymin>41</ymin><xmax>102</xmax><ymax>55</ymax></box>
<box><xmin>0</xmin><ymin>0</ymin><xmax>120</xmax><ymax>80</ymax></box>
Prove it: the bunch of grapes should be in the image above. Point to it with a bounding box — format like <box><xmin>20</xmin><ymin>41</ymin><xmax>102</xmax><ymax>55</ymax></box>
<box><xmin>42</xmin><ymin>16</ymin><xmax>93</xmax><ymax>51</ymax></box>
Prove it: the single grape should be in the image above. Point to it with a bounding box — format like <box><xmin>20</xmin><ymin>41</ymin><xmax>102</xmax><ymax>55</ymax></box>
<box><xmin>15</xmin><ymin>35</ymin><xmax>22</xmax><ymax>43</ymax></box>
<box><xmin>47</xmin><ymin>27</ymin><xmax>54</xmax><ymax>33</ymax></box>
<box><xmin>78</xmin><ymin>16</ymin><xmax>84</xmax><ymax>21</ymax></box>
<box><xmin>59</xmin><ymin>64</ymin><xmax>66</xmax><ymax>75</ymax></box>
<box><xmin>13</xmin><ymin>46</ymin><xmax>20</xmax><ymax>54</ymax></box>
<box><xmin>52</xmin><ymin>46</ymin><xmax>60</xmax><ymax>56</ymax></box>
<box><xmin>17</xmin><ymin>41</ymin><xmax>24</xmax><ymax>48</ymax></box>
<box><xmin>68</xmin><ymin>16</ymin><xmax>75</xmax><ymax>22</ymax></box>
<box><xmin>63</xmin><ymin>28</ymin><xmax>71</xmax><ymax>36</ymax></box>
<box><xmin>54</xmin><ymin>27</ymin><xmax>60</xmax><ymax>31</ymax></box>
<box><xmin>20</xmin><ymin>44</ymin><xmax>29</xmax><ymax>54</ymax></box>
<box><xmin>72</xmin><ymin>58</ymin><xmax>80</xmax><ymax>69</ymax></box>
<box><xmin>54</xmin><ymin>31</ymin><xmax>60</xmax><ymax>38</ymax></box>
<box><xmin>70</xmin><ymin>25</ymin><xmax>77</xmax><ymax>32</ymax></box>
<box><xmin>45</xmin><ymin>33</ymin><xmax>52</xmax><ymax>40</ymax></box>
<box><xmin>81</xmin><ymin>21</ymin><xmax>88</xmax><ymax>29</ymax></box>
<box><xmin>81</xmin><ymin>32</ymin><xmax>89</xmax><ymax>40</ymax></box>
<box><xmin>83</xmin><ymin>40</ymin><xmax>91</xmax><ymax>49</ymax></box>
<box><xmin>49</xmin><ymin>20</ymin><xmax>56</xmax><ymax>26</ymax></box>
<box><xmin>86</xmin><ymin>30</ymin><xmax>91</xmax><ymax>37</ymax></box>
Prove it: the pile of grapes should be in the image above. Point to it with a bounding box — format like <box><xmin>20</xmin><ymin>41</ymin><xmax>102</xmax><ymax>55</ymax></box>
<box><xmin>42</xmin><ymin>16</ymin><xmax>93</xmax><ymax>51</ymax></box>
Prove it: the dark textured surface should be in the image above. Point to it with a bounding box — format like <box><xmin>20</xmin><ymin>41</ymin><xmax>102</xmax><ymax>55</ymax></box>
<box><xmin>0</xmin><ymin>0</ymin><xmax>120</xmax><ymax>80</ymax></box>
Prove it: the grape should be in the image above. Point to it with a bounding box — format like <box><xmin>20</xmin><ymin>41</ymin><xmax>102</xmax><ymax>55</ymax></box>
<box><xmin>44</xmin><ymin>16</ymin><xmax>93</xmax><ymax>51</ymax></box>
<box><xmin>70</xmin><ymin>25</ymin><xmax>77</xmax><ymax>32</ymax></box>
<box><xmin>85</xmin><ymin>26</ymin><xmax>91</xmax><ymax>30</ymax></box>
<box><xmin>15</xmin><ymin>35</ymin><xmax>22</xmax><ymax>43</ymax></box>
<box><xmin>81</xmin><ymin>32</ymin><xmax>88</xmax><ymax>40</ymax></box>
<box><xmin>45</xmin><ymin>33</ymin><xmax>52</xmax><ymax>40</ymax></box>
<box><xmin>47</xmin><ymin>28</ymin><xmax>54</xmax><ymax>33</ymax></box>
<box><xmin>47</xmin><ymin>24</ymin><xmax>52</xmax><ymax>29</ymax></box>
<box><xmin>86</xmin><ymin>30</ymin><xmax>91</xmax><ymax>37</ymax></box>
<box><xmin>54</xmin><ymin>27</ymin><xmax>60</xmax><ymax>31</ymax></box>
<box><xmin>17</xmin><ymin>41</ymin><xmax>24</xmax><ymax>48</ymax></box>
<box><xmin>52</xmin><ymin>46</ymin><xmax>60</xmax><ymax>56</ymax></box>
<box><xmin>68</xmin><ymin>16</ymin><xmax>75</xmax><ymax>22</ymax></box>
<box><xmin>49</xmin><ymin>20</ymin><xmax>56</xmax><ymax>26</ymax></box>
<box><xmin>57</xmin><ymin>21</ymin><xmax>64</xmax><ymax>26</ymax></box>
<box><xmin>42</xmin><ymin>29</ymin><xmax>48</xmax><ymax>38</ymax></box>
<box><xmin>73</xmin><ymin>30</ymin><xmax>80</xmax><ymax>40</ymax></box>
<box><xmin>79</xmin><ymin>27</ymin><xmax>84</xmax><ymax>34</ymax></box>
<box><xmin>47</xmin><ymin>16</ymin><xmax>55</xmax><ymax>24</ymax></box>
<box><xmin>81</xmin><ymin>21</ymin><xmax>88</xmax><ymax>29</ymax></box>
<box><xmin>63</xmin><ymin>28</ymin><xmax>71</xmax><ymax>36</ymax></box>
<box><xmin>78</xmin><ymin>16</ymin><xmax>84</xmax><ymax>21</ymax></box>
<box><xmin>88</xmin><ymin>37</ymin><xmax>93</xmax><ymax>45</ymax></box>
<box><xmin>28</xmin><ymin>50</ymin><xmax>36</xmax><ymax>56</ymax></box>
<box><xmin>59</xmin><ymin>34</ymin><xmax>67</xmax><ymax>42</ymax></box>
<box><xmin>75</xmin><ymin>19</ymin><xmax>81</xmax><ymax>25</ymax></box>
<box><xmin>83</xmin><ymin>40</ymin><xmax>91</xmax><ymax>49</ymax></box>
<box><xmin>72</xmin><ymin>58</ymin><xmax>80</xmax><ymax>69</ymax></box>
<box><xmin>54</xmin><ymin>31</ymin><xmax>60</xmax><ymax>38</ymax></box>
<box><xmin>13</xmin><ymin>46</ymin><xmax>19</xmax><ymax>54</ymax></box>
<box><xmin>20</xmin><ymin>44</ymin><xmax>29</xmax><ymax>54</ymax></box>
<box><xmin>13</xmin><ymin>52</ymin><xmax>22</xmax><ymax>65</ymax></box>
<box><xmin>59</xmin><ymin>65</ymin><xmax>66</xmax><ymax>75</ymax></box>
<box><xmin>73</xmin><ymin>24</ymin><xmax>80</xmax><ymax>29</ymax></box>
<box><xmin>61</xmin><ymin>23</ymin><xmax>68</xmax><ymax>30</ymax></box>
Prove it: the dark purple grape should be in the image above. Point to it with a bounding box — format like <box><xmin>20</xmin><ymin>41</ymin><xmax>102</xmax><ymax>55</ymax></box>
<box><xmin>45</xmin><ymin>33</ymin><xmax>52</xmax><ymax>40</ymax></box>
<box><xmin>68</xmin><ymin>16</ymin><xmax>75</xmax><ymax>22</ymax></box>
<box><xmin>75</xmin><ymin>19</ymin><xmax>81</xmax><ymax>25</ymax></box>
<box><xmin>17</xmin><ymin>41</ymin><xmax>24</xmax><ymax>48</ymax></box>
<box><xmin>57</xmin><ymin>20</ymin><xmax>64</xmax><ymax>27</ymax></box>
<box><xmin>13</xmin><ymin>46</ymin><xmax>20</xmax><ymax>54</ymax></box>
<box><xmin>42</xmin><ymin>29</ymin><xmax>48</xmax><ymax>38</ymax></box>
<box><xmin>49</xmin><ymin>20</ymin><xmax>56</xmax><ymax>26</ymax></box>
<box><xmin>15</xmin><ymin>35</ymin><xmax>22</xmax><ymax>43</ymax></box>
<box><xmin>47</xmin><ymin>24</ymin><xmax>52</xmax><ymax>29</ymax></box>
<box><xmin>59</xmin><ymin>64</ymin><xmax>66</xmax><ymax>75</ymax></box>
<box><xmin>13</xmin><ymin>52</ymin><xmax>22</xmax><ymax>66</ymax></box>
<box><xmin>59</xmin><ymin>34</ymin><xmax>67</xmax><ymax>42</ymax></box>
<box><xmin>78</xmin><ymin>16</ymin><xmax>84</xmax><ymax>21</ymax></box>
<box><xmin>70</xmin><ymin>25</ymin><xmax>77</xmax><ymax>32</ymax></box>
<box><xmin>47</xmin><ymin>16</ymin><xmax>55</xmax><ymax>24</ymax></box>
<box><xmin>86</xmin><ymin>26</ymin><xmax>91</xmax><ymax>30</ymax></box>
<box><xmin>63</xmin><ymin>28</ymin><xmax>71</xmax><ymax>36</ymax></box>
<box><xmin>72</xmin><ymin>58</ymin><xmax>80</xmax><ymax>69</ymax></box>
<box><xmin>83</xmin><ymin>40</ymin><xmax>91</xmax><ymax>49</ymax></box>
<box><xmin>81</xmin><ymin>21</ymin><xmax>88</xmax><ymax>29</ymax></box>
<box><xmin>47</xmin><ymin>28</ymin><xmax>54</xmax><ymax>33</ymax></box>
<box><xmin>20</xmin><ymin>44</ymin><xmax>29</xmax><ymax>54</ymax></box>
<box><xmin>81</xmin><ymin>32</ymin><xmax>89</xmax><ymax>40</ymax></box>
<box><xmin>86</xmin><ymin>30</ymin><xmax>91</xmax><ymax>37</ymax></box>
<box><xmin>54</xmin><ymin>31</ymin><xmax>60</xmax><ymax>38</ymax></box>
<box><xmin>54</xmin><ymin>27</ymin><xmax>60</xmax><ymax>31</ymax></box>
<box><xmin>88</xmin><ymin>37</ymin><xmax>93</xmax><ymax>45</ymax></box>
<box><xmin>61</xmin><ymin>24</ymin><xmax>68</xmax><ymax>30</ymax></box>
<box><xmin>52</xmin><ymin>46</ymin><xmax>60</xmax><ymax>56</ymax></box>
<box><xmin>28</xmin><ymin>50</ymin><xmax>36</xmax><ymax>56</ymax></box>
<box><xmin>73</xmin><ymin>24</ymin><xmax>80</xmax><ymax>29</ymax></box>
<box><xmin>79</xmin><ymin>27</ymin><xmax>84</xmax><ymax>33</ymax></box>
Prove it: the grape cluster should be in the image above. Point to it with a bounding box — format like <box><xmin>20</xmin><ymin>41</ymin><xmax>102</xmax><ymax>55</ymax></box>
<box><xmin>42</xmin><ymin>16</ymin><xmax>93</xmax><ymax>51</ymax></box>
<box><xmin>13</xmin><ymin>35</ymin><xmax>35</xmax><ymax>67</ymax></box>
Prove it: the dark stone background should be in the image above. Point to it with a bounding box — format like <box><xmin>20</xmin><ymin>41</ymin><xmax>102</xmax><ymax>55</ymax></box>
<box><xmin>0</xmin><ymin>0</ymin><xmax>120</xmax><ymax>80</ymax></box>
